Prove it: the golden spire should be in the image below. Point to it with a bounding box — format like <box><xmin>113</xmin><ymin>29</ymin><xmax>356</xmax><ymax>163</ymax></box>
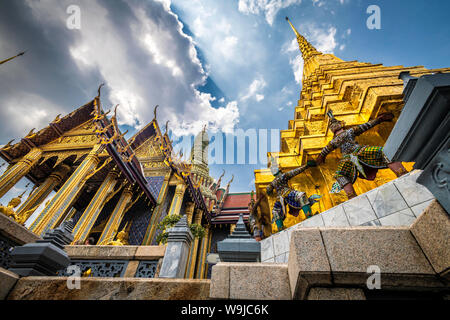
<box><xmin>285</xmin><ymin>17</ymin><xmax>321</xmax><ymax>61</ymax></box>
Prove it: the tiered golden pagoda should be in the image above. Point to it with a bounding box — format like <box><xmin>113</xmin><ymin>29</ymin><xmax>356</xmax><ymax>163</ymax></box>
<box><xmin>254</xmin><ymin>17</ymin><xmax>450</xmax><ymax>235</ymax></box>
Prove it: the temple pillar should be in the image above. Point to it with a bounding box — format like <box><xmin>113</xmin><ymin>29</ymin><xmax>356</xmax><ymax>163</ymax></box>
<box><xmin>97</xmin><ymin>185</ymin><xmax>133</xmax><ymax>245</ymax></box>
<box><xmin>185</xmin><ymin>202</ymin><xmax>195</xmax><ymax>224</ymax></box>
<box><xmin>71</xmin><ymin>169</ymin><xmax>120</xmax><ymax>243</ymax></box>
<box><xmin>185</xmin><ymin>208</ymin><xmax>202</xmax><ymax>278</ymax></box>
<box><xmin>141</xmin><ymin>173</ymin><xmax>171</xmax><ymax>245</ymax></box>
<box><xmin>0</xmin><ymin>148</ymin><xmax>42</xmax><ymax>199</ymax></box>
<box><xmin>196</xmin><ymin>225</ymin><xmax>210</xmax><ymax>279</ymax></box>
<box><xmin>29</xmin><ymin>146</ymin><xmax>102</xmax><ymax>235</ymax></box>
<box><xmin>16</xmin><ymin>164</ymin><xmax>70</xmax><ymax>223</ymax></box>
<box><xmin>168</xmin><ymin>183</ymin><xmax>186</xmax><ymax>216</ymax></box>
<box><xmin>230</xmin><ymin>224</ymin><xmax>236</xmax><ymax>234</ymax></box>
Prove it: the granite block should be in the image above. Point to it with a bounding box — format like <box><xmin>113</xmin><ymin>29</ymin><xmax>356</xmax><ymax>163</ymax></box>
<box><xmin>123</xmin><ymin>261</ymin><xmax>139</xmax><ymax>278</ymax></box>
<box><xmin>135</xmin><ymin>246</ymin><xmax>166</xmax><ymax>260</ymax></box>
<box><xmin>209</xmin><ymin>263</ymin><xmax>229</xmax><ymax>299</ymax></box>
<box><xmin>378</xmin><ymin>209</ymin><xmax>416</xmax><ymax>226</ymax></box>
<box><xmin>0</xmin><ymin>213</ymin><xmax>40</xmax><ymax>245</ymax></box>
<box><xmin>228</xmin><ymin>263</ymin><xmax>291</xmax><ymax>300</ymax></box>
<box><xmin>320</xmin><ymin>227</ymin><xmax>441</xmax><ymax>288</ymax></box>
<box><xmin>286</xmin><ymin>227</ymin><xmax>294</xmax><ymax>243</ymax></box>
<box><xmin>394</xmin><ymin>171</ymin><xmax>434</xmax><ymax>207</ymax></box>
<box><xmin>321</xmin><ymin>205</ymin><xmax>350</xmax><ymax>227</ymax></box>
<box><xmin>0</xmin><ymin>267</ymin><xmax>19</xmax><ymax>300</ymax></box>
<box><xmin>64</xmin><ymin>245</ymin><xmax>138</xmax><ymax>260</ymax></box>
<box><xmin>342</xmin><ymin>195</ymin><xmax>377</xmax><ymax>225</ymax></box>
<box><xmin>307</xmin><ymin>287</ymin><xmax>366</xmax><ymax>300</ymax></box>
<box><xmin>410</xmin><ymin>200</ymin><xmax>450</xmax><ymax>274</ymax></box>
<box><xmin>366</xmin><ymin>182</ymin><xmax>409</xmax><ymax>218</ymax></box>
<box><xmin>7</xmin><ymin>277</ymin><xmax>211</xmax><ymax>300</ymax></box>
<box><xmin>288</xmin><ymin>228</ymin><xmax>332</xmax><ymax>299</ymax></box>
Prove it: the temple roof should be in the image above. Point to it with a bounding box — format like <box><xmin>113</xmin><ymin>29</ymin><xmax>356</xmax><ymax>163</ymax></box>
<box><xmin>0</xmin><ymin>100</ymin><xmax>95</xmax><ymax>162</ymax></box>
<box><xmin>211</xmin><ymin>192</ymin><xmax>252</xmax><ymax>224</ymax></box>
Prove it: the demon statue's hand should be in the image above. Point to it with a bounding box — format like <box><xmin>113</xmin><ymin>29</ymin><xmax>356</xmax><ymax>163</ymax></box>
<box><xmin>316</xmin><ymin>154</ymin><xmax>326</xmax><ymax>165</ymax></box>
<box><xmin>377</xmin><ymin>112</ymin><xmax>394</xmax><ymax>122</ymax></box>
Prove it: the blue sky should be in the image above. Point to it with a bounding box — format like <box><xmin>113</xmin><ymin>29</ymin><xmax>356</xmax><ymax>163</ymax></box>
<box><xmin>0</xmin><ymin>0</ymin><xmax>449</xmax><ymax>205</ymax></box>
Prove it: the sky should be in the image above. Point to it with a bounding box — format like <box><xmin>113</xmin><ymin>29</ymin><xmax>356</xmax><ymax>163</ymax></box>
<box><xmin>0</xmin><ymin>0</ymin><xmax>449</xmax><ymax>209</ymax></box>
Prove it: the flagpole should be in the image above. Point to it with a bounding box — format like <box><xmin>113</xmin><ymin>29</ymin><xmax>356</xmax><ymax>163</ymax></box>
<box><xmin>0</xmin><ymin>51</ymin><xmax>25</xmax><ymax>65</ymax></box>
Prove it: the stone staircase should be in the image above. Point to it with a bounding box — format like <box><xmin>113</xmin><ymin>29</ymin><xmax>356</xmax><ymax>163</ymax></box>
<box><xmin>261</xmin><ymin>170</ymin><xmax>435</xmax><ymax>263</ymax></box>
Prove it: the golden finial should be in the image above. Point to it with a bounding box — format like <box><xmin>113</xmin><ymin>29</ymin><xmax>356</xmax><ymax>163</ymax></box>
<box><xmin>153</xmin><ymin>105</ymin><xmax>159</xmax><ymax>121</ymax></box>
<box><xmin>285</xmin><ymin>16</ymin><xmax>321</xmax><ymax>61</ymax></box>
<box><xmin>25</xmin><ymin>128</ymin><xmax>37</xmax><ymax>139</ymax></box>
<box><xmin>97</xmin><ymin>83</ymin><xmax>105</xmax><ymax>98</ymax></box>
<box><xmin>165</xmin><ymin>120</ymin><xmax>170</xmax><ymax>135</ymax></box>
<box><xmin>1</xmin><ymin>139</ymin><xmax>15</xmax><ymax>150</ymax></box>
<box><xmin>52</xmin><ymin>114</ymin><xmax>62</xmax><ymax>124</ymax></box>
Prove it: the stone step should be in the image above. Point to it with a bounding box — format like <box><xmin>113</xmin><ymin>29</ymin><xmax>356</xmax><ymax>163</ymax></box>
<box><xmin>261</xmin><ymin>170</ymin><xmax>435</xmax><ymax>263</ymax></box>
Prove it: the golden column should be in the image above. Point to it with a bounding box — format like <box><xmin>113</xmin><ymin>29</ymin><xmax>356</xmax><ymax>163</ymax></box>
<box><xmin>0</xmin><ymin>148</ymin><xmax>42</xmax><ymax>199</ymax></box>
<box><xmin>71</xmin><ymin>169</ymin><xmax>120</xmax><ymax>243</ymax></box>
<box><xmin>195</xmin><ymin>225</ymin><xmax>210</xmax><ymax>279</ymax></box>
<box><xmin>185</xmin><ymin>202</ymin><xmax>195</xmax><ymax>224</ymax></box>
<box><xmin>97</xmin><ymin>185</ymin><xmax>133</xmax><ymax>245</ymax></box>
<box><xmin>29</xmin><ymin>145</ymin><xmax>103</xmax><ymax>235</ymax></box>
<box><xmin>168</xmin><ymin>183</ymin><xmax>186</xmax><ymax>216</ymax></box>
<box><xmin>142</xmin><ymin>173</ymin><xmax>171</xmax><ymax>245</ymax></box>
<box><xmin>15</xmin><ymin>164</ymin><xmax>71</xmax><ymax>223</ymax></box>
<box><xmin>185</xmin><ymin>208</ymin><xmax>202</xmax><ymax>279</ymax></box>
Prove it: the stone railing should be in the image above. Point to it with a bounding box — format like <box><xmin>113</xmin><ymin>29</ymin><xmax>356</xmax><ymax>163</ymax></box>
<box><xmin>0</xmin><ymin>213</ymin><xmax>40</xmax><ymax>269</ymax></box>
<box><xmin>62</xmin><ymin>245</ymin><xmax>166</xmax><ymax>278</ymax></box>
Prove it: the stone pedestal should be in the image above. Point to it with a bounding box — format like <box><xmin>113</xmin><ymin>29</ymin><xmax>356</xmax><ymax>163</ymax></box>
<box><xmin>8</xmin><ymin>219</ymin><xmax>74</xmax><ymax>276</ymax></box>
<box><xmin>217</xmin><ymin>213</ymin><xmax>261</xmax><ymax>262</ymax></box>
<box><xmin>159</xmin><ymin>216</ymin><xmax>193</xmax><ymax>278</ymax></box>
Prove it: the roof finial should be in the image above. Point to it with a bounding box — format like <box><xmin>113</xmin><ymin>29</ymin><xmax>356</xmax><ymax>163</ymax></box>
<box><xmin>285</xmin><ymin>16</ymin><xmax>321</xmax><ymax>61</ymax></box>
<box><xmin>165</xmin><ymin>120</ymin><xmax>170</xmax><ymax>135</ymax></box>
<box><xmin>153</xmin><ymin>105</ymin><xmax>159</xmax><ymax>121</ymax></box>
<box><xmin>97</xmin><ymin>83</ymin><xmax>105</xmax><ymax>98</ymax></box>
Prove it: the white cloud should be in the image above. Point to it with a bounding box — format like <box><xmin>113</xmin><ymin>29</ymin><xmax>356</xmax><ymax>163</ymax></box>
<box><xmin>221</xmin><ymin>36</ymin><xmax>239</xmax><ymax>60</ymax></box>
<box><xmin>20</xmin><ymin>0</ymin><xmax>239</xmax><ymax>137</ymax></box>
<box><xmin>0</xmin><ymin>93</ymin><xmax>61</xmax><ymax>140</ymax></box>
<box><xmin>241</xmin><ymin>76</ymin><xmax>267</xmax><ymax>101</ymax></box>
<box><xmin>238</xmin><ymin>0</ymin><xmax>302</xmax><ymax>25</ymax></box>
